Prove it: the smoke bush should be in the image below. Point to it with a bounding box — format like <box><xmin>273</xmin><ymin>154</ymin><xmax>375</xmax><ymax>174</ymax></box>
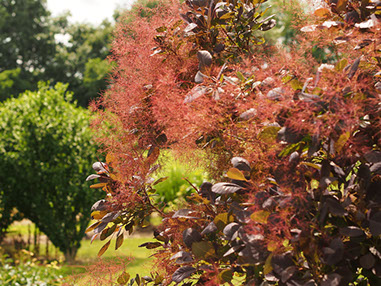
<box><xmin>87</xmin><ymin>0</ymin><xmax>380</xmax><ymax>285</ymax></box>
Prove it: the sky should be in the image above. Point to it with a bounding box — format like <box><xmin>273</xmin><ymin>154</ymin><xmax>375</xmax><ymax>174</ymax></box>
<box><xmin>47</xmin><ymin>0</ymin><xmax>135</xmax><ymax>25</ymax></box>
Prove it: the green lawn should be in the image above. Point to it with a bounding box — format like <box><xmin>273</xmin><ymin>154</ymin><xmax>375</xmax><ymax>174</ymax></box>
<box><xmin>63</xmin><ymin>236</ymin><xmax>154</xmax><ymax>285</ymax></box>
<box><xmin>3</xmin><ymin>221</ymin><xmax>155</xmax><ymax>285</ymax></box>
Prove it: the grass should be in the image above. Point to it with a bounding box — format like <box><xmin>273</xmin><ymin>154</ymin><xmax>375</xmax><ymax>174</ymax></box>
<box><xmin>3</xmin><ymin>221</ymin><xmax>155</xmax><ymax>285</ymax></box>
<box><xmin>63</xmin><ymin>236</ymin><xmax>154</xmax><ymax>285</ymax></box>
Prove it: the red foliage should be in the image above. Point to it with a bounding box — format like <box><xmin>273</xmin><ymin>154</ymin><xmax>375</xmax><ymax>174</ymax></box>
<box><xmin>89</xmin><ymin>0</ymin><xmax>381</xmax><ymax>284</ymax></box>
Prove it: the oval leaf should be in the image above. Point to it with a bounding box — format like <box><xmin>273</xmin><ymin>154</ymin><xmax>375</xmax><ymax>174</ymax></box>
<box><xmin>226</xmin><ymin>168</ymin><xmax>247</xmax><ymax>181</ymax></box>
<box><xmin>251</xmin><ymin>210</ymin><xmax>270</xmax><ymax>224</ymax></box>
<box><xmin>116</xmin><ymin>232</ymin><xmax>124</xmax><ymax>250</ymax></box>
<box><xmin>117</xmin><ymin>272</ymin><xmax>130</xmax><ymax>285</ymax></box>
<box><xmin>211</xmin><ymin>182</ymin><xmax>242</xmax><ymax>195</ymax></box>
<box><xmin>90</xmin><ymin>183</ymin><xmax>107</xmax><ymax>189</ymax></box>
<box><xmin>183</xmin><ymin>228</ymin><xmax>202</xmax><ymax>248</ymax></box>
<box><xmin>86</xmin><ymin>174</ymin><xmax>101</xmax><ymax>181</ymax></box>
<box><xmin>153</xmin><ymin>177</ymin><xmax>168</xmax><ymax>186</ymax></box>
<box><xmin>192</xmin><ymin>241</ymin><xmax>215</xmax><ymax>259</ymax></box>
<box><xmin>339</xmin><ymin>226</ymin><xmax>365</xmax><ymax>237</ymax></box>
<box><xmin>98</xmin><ymin>240</ymin><xmax>111</xmax><ymax>257</ymax></box>
<box><xmin>219</xmin><ymin>269</ymin><xmax>233</xmax><ymax>283</ymax></box>
<box><xmin>172</xmin><ymin>266</ymin><xmax>196</xmax><ymax>283</ymax></box>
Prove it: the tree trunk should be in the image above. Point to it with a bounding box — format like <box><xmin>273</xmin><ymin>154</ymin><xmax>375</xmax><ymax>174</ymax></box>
<box><xmin>64</xmin><ymin>247</ymin><xmax>78</xmax><ymax>263</ymax></box>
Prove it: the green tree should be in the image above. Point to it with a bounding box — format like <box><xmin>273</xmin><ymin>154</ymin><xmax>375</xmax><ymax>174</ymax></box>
<box><xmin>0</xmin><ymin>0</ymin><xmax>113</xmax><ymax>106</ymax></box>
<box><xmin>46</xmin><ymin>20</ymin><xmax>114</xmax><ymax>106</ymax></box>
<box><xmin>0</xmin><ymin>83</ymin><xmax>102</xmax><ymax>261</ymax></box>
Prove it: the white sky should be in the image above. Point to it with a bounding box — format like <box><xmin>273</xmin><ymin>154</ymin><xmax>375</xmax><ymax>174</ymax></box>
<box><xmin>47</xmin><ymin>0</ymin><xmax>135</xmax><ymax>25</ymax></box>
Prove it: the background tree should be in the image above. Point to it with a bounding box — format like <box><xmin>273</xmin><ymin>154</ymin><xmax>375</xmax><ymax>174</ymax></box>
<box><xmin>0</xmin><ymin>83</ymin><xmax>103</xmax><ymax>261</ymax></box>
<box><xmin>0</xmin><ymin>0</ymin><xmax>113</xmax><ymax>106</ymax></box>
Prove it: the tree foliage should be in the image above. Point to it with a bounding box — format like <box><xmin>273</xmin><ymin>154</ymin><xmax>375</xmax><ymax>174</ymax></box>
<box><xmin>0</xmin><ymin>83</ymin><xmax>102</xmax><ymax>261</ymax></box>
<box><xmin>0</xmin><ymin>0</ymin><xmax>113</xmax><ymax>106</ymax></box>
<box><xmin>88</xmin><ymin>0</ymin><xmax>380</xmax><ymax>284</ymax></box>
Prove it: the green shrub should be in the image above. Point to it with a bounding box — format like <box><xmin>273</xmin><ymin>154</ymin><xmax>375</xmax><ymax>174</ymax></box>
<box><xmin>0</xmin><ymin>83</ymin><xmax>103</xmax><ymax>262</ymax></box>
<box><xmin>154</xmin><ymin>155</ymin><xmax>207</xmax><ymax>210</ymax></box>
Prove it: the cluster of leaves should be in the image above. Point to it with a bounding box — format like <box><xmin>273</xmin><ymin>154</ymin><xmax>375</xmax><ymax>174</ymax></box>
<box><xmin>85</xmin><ymin>150</ymin><xmax>168</xmax><ymax>258</ymax></box>
<box><xmin>153</xmin><ymin>0</ymin><xmax>276</xmax><ymax>58</ymax></box>
<box><xmin>87</xmin><ymin>0</ymin><xmax>380</xmax><ymax>285</ymax></box>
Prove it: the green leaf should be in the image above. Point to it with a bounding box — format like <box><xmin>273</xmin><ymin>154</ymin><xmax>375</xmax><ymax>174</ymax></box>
<box><xmin>279</xmin><ymin>142</ymin><xmax>302</xmax><ymax>158</ymax></box>
<box><xmin>250</xmin><ymin>210</ymin><xmax>270</xmax><ymax>224</ymax></box>
<box><xmin>97</xmin><ymin>240</ymin><xmax>111</xmax><ymax>257</ymax></box>
<box><xmin>259</xmin><ymin>126</ymin><xmax>281</xmax><ymax>143</ymax></box>
<box><xmin>226</xmin><ymin>168</ymin><xmax>247</xmax><ymax>181</ymax></box>
<box><xmin>219</xmin><ymin>269</ymin><xmax>233</xmax><ymax>283</ymax></box>
<box><xmin>301</xmin><ymin>162</ymin><xmax>321</xmax><ymax>171</ymax></box>
<box><xmin>100</xmin><ymin>224</ymin><xmax>116</xmax><ymax>241</ymax></box>
<box><xmin>335</xmin><ymin>58</ymin><xmax>348</xmax><ymax>72</ymax></box>
<box><xmin>219</xmin><ymin>11</ymin><xmax>235</xmax><ymax>20</ymax></box>
<box><xmin>236</xmin><ymin>71</ymin><xmax>245</xmax><ymax>82</ymax></box>
<box><xmin>264</xmin><ymin>253</ymin><xmax>273</xmax><ymax>275</ymax></box>
<box><xmin>335</xmin><ymin>132</ymin><xmax>350</xmax><ymax>153</ymax></box>
<box><xmin>156</xmin><ymin>26</ymin><xmax>167</xmax><ymax>33</ymax></box>
<box><xmin>192</xmin><ymin>241</ymin><xmax>215</xmax><ymax>259</ymax></box>
<box><xmin>214</xmin><ymin>212</ymin><xmax>233</xmax><ymax>231</ymax></box>
<box><xmin>117</xmin><ymin>272</ymin><xmax>130</xmax><ymax>285</ymax></box>
<box><xmin>153</xmin><ymin>176</ymin><xmax>168</xmax><ymax>185</ymax></box>
<box><xmin>290</xmin><ymin>79</ymin><xmax>303</xmax><ymax>90</ymax></box>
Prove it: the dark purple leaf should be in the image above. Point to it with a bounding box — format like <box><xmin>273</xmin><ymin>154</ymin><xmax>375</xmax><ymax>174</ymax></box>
<box><xmin>91</xmin><ymin>199</ymin><xmax>107</xmax><ymax>212</ymax></box>
<box><xmin>223</xmin><ymin>222</ymin><xmax>240</xmax><ymax>240</ymax></box>
<box><xmin>323</xmin><ymin>238</ymin><xmax>344</xmax><ymax>265</ymax></box>
<box><xmin>223</xmin><ymin>244</ymin><xmax>245</xmax><ymax>257</ymax></box>
<box><xmin>86</xmin><ymin>174</ymin><xmax>101</xmax><ymax>181</ymax></box>
<box><xmin>370</xmin><ymin>162</ymin><xmax>381</xmax><ymax>174</ymax></box>
<box><xmin>211</xmin><ymin>182</ymin><xmax>242</xmax><ymax>195</ymax></box>
<box><xmin>183</xmin><ymin>228</ymin><xmax>202</xmax><ymax>248</ymax></box>
<box><xmin>170</xmin><ymin>251</ymin><xmax>193</xmax><ymax>264</ymax></box>
<box><xmin>364</xmin><ymin>150</ymin><xmax>381</xmax><ymax>164</ymax></box>
<box><xmin>92</xmin><ymin>162</ymin><xmax>107</xmax><ymax>172</ymax></box>
<box><xmin>197</xmin><ymin>50</ymin><xmax>212</xmax><ymax>70</ymax></box>
<box><xmin>231</xmin><ymin>157</ymin><xmax>251</xmax><ymax>172</ymax></box>
<box><xmin>281</xmin><ymin>266</ymin><xmax>296</xmax><ymax>283</ymax></box>
<box><xmin>184</xmin><ymin>23</ymin><xmax>198</xmax><ymax>34</ymax></box>
<box><xmin>239</xmin><ymin>108</ymin><xmax>257</xmax><ymax>121</ymax></box>
<box><xmin>272</xmin><ymin>253</ymin><xmax>294</xmax><ymax>275</ymax></box>
<box><xmin>360</xmin><ymin>253</ymin><xmax>375</xmax><ymax>269</ymax></box>
<box><xmin>201</xmin><ymin>221</ymin><xmax>217</xmax><ymax>235</ymax></box>
<box><xmin>142</xmin><ymin>276</ymin><xmax>153</xmax><ymax>282</ymax></box>
<box><xmin>369</xmin><ymin>212</ymin><xmax>381</xmax><ymax>236</ymax></box>
<box><xmin>339</xmin><ymin>226</ymin><xmax>365</xmax><ymax>237</ymax></box>
<box><xmin>267</xmin><ymin>87</ymin><xmax>285</xmax><ymax>101</ymax></box>
<box><xmin>172</xmin><ymin>209</ymin><xmax>199</xmax><ymax>219</ymax></box>
<box><xmin>347</xmin><ymin>56</ymin><xmax>361</xmax><ymax>79</ymax></box>
<box><xmin>172</xmin><ymin>266</ymin><xmax>196</xmax><ymax>283</ymax></box>
<box><xmin>93</xmin><ymin>222</ymin><xmax>108</xmax><ymax>234</ymax></box>
<box><xmin>321</xmin><ymin>273</ymin><xmax>341</xmax><ymax>286</ymax></box>
<box><xmin>326</xmin><ymin>197</ymin><xmax>346</xmax><ymax>216</ymax></box>
<box><xmin>260</xmin><ymin>19</ymin><xmax>276</xmax><ymax>31</ymax></box>
<box><xmin>101</xmin><ymin>212</ymin><xmax>117</xmax><ymax>223</ymax></box>
<box><xmin>139</xmin><ymin>242</ymin><xmax>163</xmax><ymax>249</ymax></box>
<box><xmin>194</xmin><ymin>71</ymin><xmax>205</xmax><ymax>83</ymax></box>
